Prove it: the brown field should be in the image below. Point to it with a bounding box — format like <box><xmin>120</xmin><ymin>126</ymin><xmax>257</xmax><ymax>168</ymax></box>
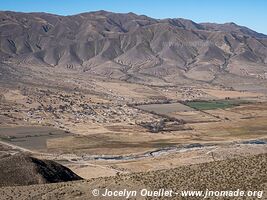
<box><xmin>169</xmin><ymin>110</ymin><xmax>219</xmax><ymax>123</ymax></box>
<box><xmin>201</xmin><ymin>89</ymin><xmax>263</xmax><ymax>99</ymax></box>
<box><xmin>137</xmin><ymin>102</ymin><xmax>194</xmax><ymax>114</ymax></box>
<box><xmin>0</xmin><ymin>126</ymin><xmax>71</xmax><ymax>151</ymax></box>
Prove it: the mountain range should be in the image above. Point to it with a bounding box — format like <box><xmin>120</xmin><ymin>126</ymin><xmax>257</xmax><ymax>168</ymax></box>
<box><xmin>0</xmin><ymin>10</ymin><xmax>267</xmax><ymax>88</ymax></box>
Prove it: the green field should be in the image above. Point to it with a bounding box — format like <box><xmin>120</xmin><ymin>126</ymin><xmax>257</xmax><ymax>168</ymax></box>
<box><xmin>185</xmin><ymin>100</ymin><xmax>245</xmax><ymax>110</ymax></box>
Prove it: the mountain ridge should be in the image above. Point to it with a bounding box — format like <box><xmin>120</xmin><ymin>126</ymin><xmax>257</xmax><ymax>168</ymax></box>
<box><xmin>0</xmin><ymin>10</ymin><xmax>267</xmax><ymax>86</ymax></box>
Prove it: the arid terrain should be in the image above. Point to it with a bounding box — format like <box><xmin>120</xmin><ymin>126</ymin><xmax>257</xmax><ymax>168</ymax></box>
<box><xmin>0</xmin><ymin>154</ymin><xmax>266</xmax><ymax>199</ymax></box>
<box><xmin>0</xmin><ymin>10</ymin><xmax>267</xmax><ymax>200</ymax></box>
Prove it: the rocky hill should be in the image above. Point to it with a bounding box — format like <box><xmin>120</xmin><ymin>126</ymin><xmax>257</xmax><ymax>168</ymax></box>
<box><xmin>0</xmin><ymin>154</ymin><xmax>82</xmax><ymax>187</ymax></box>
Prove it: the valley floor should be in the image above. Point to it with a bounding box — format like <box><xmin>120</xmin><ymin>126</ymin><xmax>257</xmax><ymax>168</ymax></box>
<box><xmin>0</xmin><ymin>64</ymin><xmax>266</xmax><ymax>199</ymax></box>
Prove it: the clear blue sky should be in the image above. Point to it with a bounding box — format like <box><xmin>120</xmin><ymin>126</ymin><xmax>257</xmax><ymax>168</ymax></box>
<box><xmin>1</xmin><ymin>0</ymin><xmax>266</xmax><ymax>34</ymax></box>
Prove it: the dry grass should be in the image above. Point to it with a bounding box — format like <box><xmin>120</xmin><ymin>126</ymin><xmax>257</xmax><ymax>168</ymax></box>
<box><xmin>0</xmin><ymin>154</ymin><xmax>266</xmax><ymax>200</ymax></box>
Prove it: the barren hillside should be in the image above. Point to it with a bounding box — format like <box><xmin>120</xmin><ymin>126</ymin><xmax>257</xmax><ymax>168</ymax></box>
<box><xmin>0</xmin><ymin>153</ymin><xmax>82</xmax><ymax>187</ymax></box>
<box><xmin>0</xmin><ymin>11</ymin><xmax>267</xmax><ymax>88</ymax></box>
<box><xmin>0</xmin><ymin>153</ymin><xmax>265</xmax><ymax>199</ymax></box>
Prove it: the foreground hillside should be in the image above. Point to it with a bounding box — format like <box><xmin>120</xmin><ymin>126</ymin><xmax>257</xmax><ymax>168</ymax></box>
<box><xmin>0</xmin><ymin>154</ymin><xmax>82</xmax><ymax>187</ymax></box>
<box><xmin>0</xmin><ymin>153</ymin><xmax>266</xmax><ymax>199</ymax></box>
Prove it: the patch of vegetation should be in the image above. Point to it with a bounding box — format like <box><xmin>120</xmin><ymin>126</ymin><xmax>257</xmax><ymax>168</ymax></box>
<box><xmin>138</xmin><ymin>119</ymin><xmax>165</xmax><ymax>133</ymax></box>
<box><xmin>185</xmin><ymin>100</ymin><xmax>248</xmax><ymax>110</ymax></box>
<box><xmin>0</xmin><ymin>136</ymin><xmax>16</xmax><ymax>141</ymax></box>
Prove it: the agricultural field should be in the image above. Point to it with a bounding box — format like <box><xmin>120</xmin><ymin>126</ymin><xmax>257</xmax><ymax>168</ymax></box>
<box><xmin>184</xmin><ymin>100</ymin><xmax>249</xmax><ymax>110</ymax></box>
<box><xmin>0</xmin><ymin>126</ymin><xmax>71</xmax><ymax>151</ymax></box>
<box><xmin>136</xmin><ymin>102</ymin><xmax>194</xmax><ymax>115</ymax></box>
